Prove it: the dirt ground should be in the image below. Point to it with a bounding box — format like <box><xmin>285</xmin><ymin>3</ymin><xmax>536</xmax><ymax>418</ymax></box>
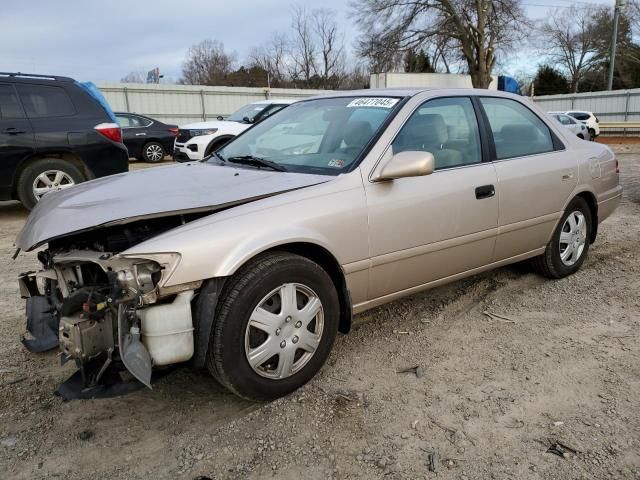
<box><xmin>0</xmin><ymin>154</ymin><xmax>639</xmax><ymax>480</ymax></box>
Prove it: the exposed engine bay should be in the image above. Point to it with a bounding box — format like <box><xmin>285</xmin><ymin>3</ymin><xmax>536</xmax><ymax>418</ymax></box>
<box><xmin>19</xmin><ymin>215</ymin><xmax>205</xmax><ymax>393</ymax></box>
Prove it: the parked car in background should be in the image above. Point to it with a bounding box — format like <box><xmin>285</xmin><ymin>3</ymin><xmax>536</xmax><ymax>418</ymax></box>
<box><xmin>0</xmin><ymin>72</ymin><xmax>128</xmax><ymax>209</ymax></box>
<box><xmin>173</xmin><ymin>99</ymin><xmax>296</xmax><ymax>162</ymax></box>
<box><xmin>115</xmin><ymin>112</ymin><xmax>178</xmax><ymax>163</ymax></box>
<box><xmin>565</xmin><ymin>110</ymin><xmax>600</xmax><ymax>138</ymax></box>
<box><xmin>550</xmin><ymin>112</ymin><xmax>591</xmax><ymax>140</ymax></box>
<box><xmin>17</xmin><ymin>89</ymin><xmax>621</xmax><ymax>401</ymax></box>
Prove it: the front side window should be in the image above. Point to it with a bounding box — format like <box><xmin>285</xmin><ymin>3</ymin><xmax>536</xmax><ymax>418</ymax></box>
<box><xmin>218</xmin><ymin>96</ymin><xmax>401</xmax><ymax>175</ymax></box>
<box><xmin>16</xmin><ymin>84</ymin><xmax>75</xmax><ymax>118</ymax></box>
<box><xmin>0</xmin><ymin>84</ymin><xmax>25</xmax><ymax>119</ymax></box>
<box><xmin>227</xmin><ymin>103</ymin><xmax>272</xmax><ymax>123</ymax></box>
<box><xmin>480</xmin><ymin>97</ymin><xmax>554</xmax><ymax>160</ymax></box>
<box><xmin>392</xmin><ymin>96</ymin><xmax>482</xmax><ymax>170</ymax></box>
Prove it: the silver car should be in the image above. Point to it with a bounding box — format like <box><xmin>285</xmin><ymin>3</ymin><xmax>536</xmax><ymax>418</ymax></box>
<box><xmin>16</xmin><ymin>89</ymin><xmax>622</xmax><ymax>400</ymax></box>
<box><xmin>550</xmin><ymin>112</ymin><xmax>591</xmax><ymax>140</ymax></box>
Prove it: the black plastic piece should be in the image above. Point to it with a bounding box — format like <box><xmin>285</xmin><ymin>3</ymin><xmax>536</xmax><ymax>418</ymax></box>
<box><xmin>192</xmin><ymin>278</ymin><xmax>227</xmax><ymax>368</ymax></box>
<box><xmin>55</xmin><ymin>361</ymin><xmax>176</xmax><ymax>400</ymax></box>
<box><xmin>22</xmin><ymin>296</ymin><xmax>59</xmax><ymax>353</ymax></box>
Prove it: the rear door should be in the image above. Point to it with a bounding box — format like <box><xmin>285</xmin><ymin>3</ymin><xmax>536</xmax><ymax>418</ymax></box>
<box><xmin>0</xmin><ymin>83</ymin><xmax>34</xmax><ymax>199</ymax></box>
<box><xmin>479</xmin><ymin>97</ymin><xmax>578</xmax><ymax>261</ymax></box>
<box><xmin>116</xmin><ymin>114</ymin><xmax>150</xmax><ymax>157</ymax></box>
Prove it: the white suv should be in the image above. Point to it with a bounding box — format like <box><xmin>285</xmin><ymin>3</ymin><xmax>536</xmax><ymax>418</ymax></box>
<box><xmin>174</xmin><ymin>99</ymin><xmax>296</xmax><ymax>162</ymax></box>
<box><xmin>564</xmin><ymin>110</ymin><xmax>600</xmax><ymax>138</ymax></box>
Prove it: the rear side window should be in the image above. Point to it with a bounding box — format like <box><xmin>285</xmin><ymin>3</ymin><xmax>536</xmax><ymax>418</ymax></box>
<box><xmin>0</xmin><ymin>84</ymin><xmax>25</xmax><ymax>119</ymax></box>
<box><xmin>568</xmin><ymin>112</ymin><xmax>590</xmax><ymax>121</ymax></box>
<box><xmin>16</xmin><ymin>84</ymin><xmax>75</xmax><ymax>118</ymax></box>
<box><xmin>480</xmin><ymin>97</ymin><xmax>554</xmax><ymax>160</ymax></box>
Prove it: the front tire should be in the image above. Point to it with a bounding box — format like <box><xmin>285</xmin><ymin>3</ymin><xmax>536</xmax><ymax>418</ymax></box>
<box><xmin>17</xmin><ymin>158</ymin><xmax>85</xmax><ymax>210</ymax></box>
<box><xmin>532</xmin><ymin>197</ymin><xmax>592</xmax><ymax>279</ymax></box>
<box><xmin>206</xmin><ymin>252</ymin><xmax>339</xmax><ymax>401</ymax></box>
<box><xmin>142</xmin><ymin>141</ymin><xmax>165</xmax><ymax>163</ymax></box>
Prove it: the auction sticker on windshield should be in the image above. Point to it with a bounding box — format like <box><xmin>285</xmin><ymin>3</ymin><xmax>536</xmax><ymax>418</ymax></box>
<box><xmin>346</xmin><ymin>98</ymin><xmax>399</xmax><ymax>108</ymax></box>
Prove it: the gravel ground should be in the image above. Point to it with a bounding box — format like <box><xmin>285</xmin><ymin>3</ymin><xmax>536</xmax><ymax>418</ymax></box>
<box><xmin>0</xmin><ymin>154</ymin><xmax>639</xmax><ymax>480</ymax></box>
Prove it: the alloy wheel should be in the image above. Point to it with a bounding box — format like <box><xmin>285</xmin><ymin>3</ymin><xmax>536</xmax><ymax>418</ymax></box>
<box><xmin>32</xmin><ymin>170</ymin><xmax>75</xmax><ymax>200</ymax></box>
<box><xmin>146</xmin><ymin>144</ymin><xmax>164</xmax><ymax>162</ymax></box>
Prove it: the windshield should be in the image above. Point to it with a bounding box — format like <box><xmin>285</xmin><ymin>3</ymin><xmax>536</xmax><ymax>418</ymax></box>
<box><xmin>227</xmin><ymin>103</ymin><xmax>271</xmax><ymax>123</ymax></box>
<box><xmin>217</xmin><ymin>96</ymin><xmax>401</xmax><ymax>175</ymax></box>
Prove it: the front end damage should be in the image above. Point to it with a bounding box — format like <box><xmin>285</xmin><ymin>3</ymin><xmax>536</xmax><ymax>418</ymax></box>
<box><xmin>20</xmin><ymin>241</ymin><xmax>202</xmax><ymax>394</ymax></box>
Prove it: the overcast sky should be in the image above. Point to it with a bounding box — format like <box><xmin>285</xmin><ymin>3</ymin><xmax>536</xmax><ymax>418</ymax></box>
<box><xmin>1</xmin><ymin>0</ymin><xmax>616</xmax><ymax>83</ymax></box>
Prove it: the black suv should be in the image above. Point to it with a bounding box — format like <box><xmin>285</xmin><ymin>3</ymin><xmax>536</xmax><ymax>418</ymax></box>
<box><xmin>0</xmin><ymin>72</ymin><xmax>129</xmax><ymax>209</ymax></box>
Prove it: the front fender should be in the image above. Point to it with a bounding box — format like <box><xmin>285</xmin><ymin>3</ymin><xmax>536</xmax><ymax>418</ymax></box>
<box><xmin>122</xmin><ymin>173</ymin><xmax>369</xmax><ymax>288</ymax></box>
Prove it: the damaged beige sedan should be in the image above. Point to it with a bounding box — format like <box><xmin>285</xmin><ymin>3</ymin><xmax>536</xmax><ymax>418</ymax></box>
<box><xmin>16</xmin><ymin>89</ymin><xmax>622</xmax><ymax>400</ymax></box>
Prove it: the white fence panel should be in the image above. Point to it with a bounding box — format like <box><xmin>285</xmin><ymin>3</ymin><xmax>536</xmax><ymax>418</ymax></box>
<box><xmin>533</xmin><ymin>89</ymin><xmax>640</xmax><ymax>122</ymax></box>
<box><xmin>97</xmin><ymin>83</ymin><xmax>335</xmax><ymax>126</ymax></box>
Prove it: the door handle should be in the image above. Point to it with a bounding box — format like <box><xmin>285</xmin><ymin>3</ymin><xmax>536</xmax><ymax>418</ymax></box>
<box><xmin>3</xmin><ymin>127</ymin><xmax>25</xmax><ymax>135</ymax></box>
<box><xmin>475</xmin><ymin>184</ymin><xmax>495</xmax><ymax>200</ymax></box>
<box><xmin>135</xmin><ymin>133</ymin><xmax>146</xmax><ymax>136</ymax></box>
<box><xmin>561</xmin><ymin>171</ymin><xmax>574</xmax><ymax>180</ymax></box>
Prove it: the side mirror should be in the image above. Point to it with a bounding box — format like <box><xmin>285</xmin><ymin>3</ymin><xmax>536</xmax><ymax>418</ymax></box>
<box><xmin>372</xmin><ymin>150</ymin><xmax>435</xmax><ymax>181</ymax></box>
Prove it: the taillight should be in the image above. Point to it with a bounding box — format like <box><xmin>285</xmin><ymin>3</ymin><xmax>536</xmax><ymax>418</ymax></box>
<box><xmin>616</xmin><ymin>158</ymin><xmax>620</xmax><ymax>174</ymax></box>
<box><xmin>94</xmin><ymin>123</ymin><xmax>122</xmax><ymax>143</ymax></box>
<box><xmin>168</xmin><ymin>127</ymin><xmax>179</xmax><ymax>136</ymax></box>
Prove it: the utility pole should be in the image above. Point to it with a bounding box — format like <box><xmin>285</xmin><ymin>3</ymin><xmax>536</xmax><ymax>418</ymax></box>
<box><xmin>608</xmin><ymin>0</ymin><xmax>626</xmax><ymax>90</ymax></box>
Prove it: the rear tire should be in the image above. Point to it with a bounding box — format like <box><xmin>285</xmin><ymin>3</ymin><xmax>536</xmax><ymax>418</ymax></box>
<box><xmin>206</xmin><ymin>252</ymin><xmax>339</xmax><ymax>401</ymax></box>
<box><xmin>531</xmin><ymin>197</ymin><xmax>592</xmax><ymax>279</ymax></box>
<box><xmin>142</xmin><ymin>141</ymin><xmax>165</xmax><ymax>163</ymax></box>
<box><xmin>17</xmin><ymin>158</ymin><xmax>85</xmax><ymax>210</ymax></box>
<box><xmin>588</xmin><ymin>128</ymin><xmax>596</xmax><ymax>139</ymax></box>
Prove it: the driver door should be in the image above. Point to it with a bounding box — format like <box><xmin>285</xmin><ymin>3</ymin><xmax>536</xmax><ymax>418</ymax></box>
<box><xmin>364</xmin><ymin>96</ymin><xmax>499</xmax><ymax>300</ymax></box>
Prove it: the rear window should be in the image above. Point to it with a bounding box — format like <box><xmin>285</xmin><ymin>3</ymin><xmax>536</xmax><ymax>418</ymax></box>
<box><xmin>0</xmin><ymin>84</ymin><xmax>25</xmax><ymax>119</ymax></box>
<box><xmin>17</xmin><ymin>84</ymin><xmax>75</xmax><ymax>118</ymax></box>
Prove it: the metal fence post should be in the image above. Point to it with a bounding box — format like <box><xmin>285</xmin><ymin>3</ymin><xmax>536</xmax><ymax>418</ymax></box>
<box><xmin>571</xmin><ymin>95</ymin><xmax>576</xmax><ymax>109</ymax></box>
<box><xmin>123</xmin><ymin>87</ymin><xmax>130</xmax><ymax>112</ymax></box>
<box><xmin>200</xmin><ymin>90</ymin><xmax>206</xmax><ymax>121</ymax></box>
<box><xmin>624</xmin><ymin>91</ymin><xmax>631</xmax><ymax>136</ymax></box>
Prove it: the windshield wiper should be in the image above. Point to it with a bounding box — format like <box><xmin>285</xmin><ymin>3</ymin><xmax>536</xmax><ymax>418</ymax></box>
<box><xmin>203</xmin><ymin>151</ymin><xmax>226</xmax><ymax>163</ymax></box>
<box><xmin>227</xmin><ymin>155</ymin><xmax>287</xmax><ymax>172</ymax></box>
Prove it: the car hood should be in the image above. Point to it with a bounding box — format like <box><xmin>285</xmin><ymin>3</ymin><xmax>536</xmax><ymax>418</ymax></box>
<box><xmin>180</xmin><ymin>120</ymin><xmax>241</xmax><ymax>129</ymax></box>
<box><xmin>16</xmin><ymin>162</ymin><xmax>330</xmax><ymax>251</ymax></box>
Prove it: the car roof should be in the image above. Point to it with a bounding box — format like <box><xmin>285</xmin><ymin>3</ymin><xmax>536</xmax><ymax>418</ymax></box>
<box><xmin>566</xmin><ymin>110</ymin><xmax>592</xmax><ymax>114</ymax></box>
<box><xmin>0</xmin><ymin>72</ymin><xmax>74</xmax><ymax>83</ymax></box>
<box><xmin>303</xmin><ymin>87</ymin><xmax>527</xmax><ymax>102</ymax></box>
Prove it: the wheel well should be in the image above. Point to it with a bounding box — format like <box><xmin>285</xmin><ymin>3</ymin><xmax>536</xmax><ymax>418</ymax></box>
<box><xmin>264</xmin><ymin>243</ymin><xmax>352</xmax><ymax>334</ymax></box>
<box><xmin>12</xmin><ymin>153</ymin><xmax>89</xmax><ymax>198</ymax></box>
<box><xmin>576</xmin><ymin>191</ymin><xmax>598</xmax><ymax>243</ymax></box>
<box><xmin>206</xmin><ymin>136</ymin><xmax>234</xmax><ymax>155</ymax></box>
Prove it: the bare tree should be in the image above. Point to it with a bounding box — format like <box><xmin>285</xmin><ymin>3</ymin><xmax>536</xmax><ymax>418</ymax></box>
<box><xmin>351</xmin><ymin>0</ymin><xmax>530</xmax><ymax>88</ymax></box>
<box><xmin>289</xmin><ymin>5</ymin><xmax>317</xmax><ymax>86</ymax></box>
<box><xmin>538</xmin><ymin>6</ymin><xmax>601</xmax><ymax>93</ymax></box>
<box><xmin>248</xmin><ymin>32</ymin><xmax>290</xmax><ymax>86</ymax></box>
<box><xmin>180</xmin><ymin>40</ymin><xmax>236</xmax><ymax>86</ymax></box>
<box><xmin>312</xmin><ymin>9</ymin><xmax>348</xmax><ymax>88</ymax></box>
<box><xmin>120</xmin><ymin>71</ymin><xmax>146</xmax><ymax>83</ymax></box>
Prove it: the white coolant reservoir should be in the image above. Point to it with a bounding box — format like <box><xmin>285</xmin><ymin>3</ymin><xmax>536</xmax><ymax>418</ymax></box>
<box><xmin>138</xmin><ymin>290</ymin><xmax>195</xmax><ymax>366</ymax></box>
